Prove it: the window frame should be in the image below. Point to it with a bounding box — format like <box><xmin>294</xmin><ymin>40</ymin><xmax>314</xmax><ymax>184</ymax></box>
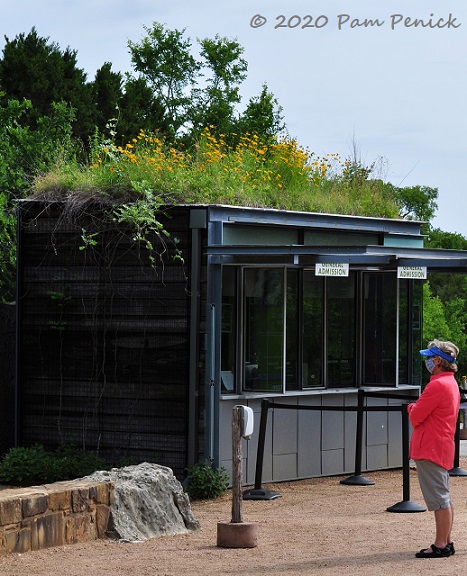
<box><xmin>220</xmin><ymin>265</ymin><xmax>418</xmax><ymax>394</ymax></box>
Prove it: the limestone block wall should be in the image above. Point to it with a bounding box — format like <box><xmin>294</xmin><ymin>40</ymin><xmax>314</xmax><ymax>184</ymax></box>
<box><xmin>0</xmin><ymin>480</ymin><xmax>113</xmax><ymax>555</ymax></box>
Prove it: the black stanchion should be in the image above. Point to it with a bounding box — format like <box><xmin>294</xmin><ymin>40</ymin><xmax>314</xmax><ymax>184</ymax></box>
<box><xmin>242</xmin><ymin>390</ymin><xmax>456</xmax><ymax>509</ymax></box>
<box><xmin>449</xmin><ymin>414</ymin><xmax>467</xmax><ymax>476</ymax></box>
<box><xmin>243</xmin><ymin>399</ymin><xmax>282</xmax><ymax>500</ymax></box>
<box><xmin>340</xmin><ymin>389</ymin><xmax>375</xmax><ymax>486</ymax></box>
<box><xmin>387</xmin><ymin>404</ymin><xmax>426</xmax><ymax>513</ymax></box>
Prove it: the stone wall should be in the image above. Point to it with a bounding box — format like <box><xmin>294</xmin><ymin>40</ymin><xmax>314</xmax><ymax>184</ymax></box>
<box><xmin>0</xmin><ymin>479</ymin><xmax>113</xmax><ymax>555</ymax></box>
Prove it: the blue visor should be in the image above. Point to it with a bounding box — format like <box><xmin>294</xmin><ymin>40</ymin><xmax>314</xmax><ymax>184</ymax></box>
<box><xmin>420</xmin><ymin>346</ymin><xmax>457</xmax><ymax>363</ymax></box>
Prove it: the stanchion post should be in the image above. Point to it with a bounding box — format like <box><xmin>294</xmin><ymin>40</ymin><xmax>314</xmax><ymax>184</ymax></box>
<box><xmin>387</xmin><ymin>404</ymin><xmax>426</xmax><ymax>513</ymax></box>
<box><xmin>340</xmin><ymin>389</ymin><xmax>375</xmax><ymax>486</ymax></box>
<box><xmin>243</xmin><ymin>399</ymin><xmax>281</xmax><ymax>500</ymax></box>
<box><xmin>449</xmin><ymin>411</ymin><xmax>467</xmax><ymax>476</ymax></box>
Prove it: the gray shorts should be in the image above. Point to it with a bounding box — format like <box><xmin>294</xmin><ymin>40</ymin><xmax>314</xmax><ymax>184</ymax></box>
<box><xmin>415</xmin><ymin>459</ymin><xmax>451</xmax><ymax>511</ymax></box>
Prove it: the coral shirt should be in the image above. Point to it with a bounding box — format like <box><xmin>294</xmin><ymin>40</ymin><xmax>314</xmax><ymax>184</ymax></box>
<box><xmin>408</xmin><ymin>371</ymin><xmax>460</xmax><ymax>470</ymax></box>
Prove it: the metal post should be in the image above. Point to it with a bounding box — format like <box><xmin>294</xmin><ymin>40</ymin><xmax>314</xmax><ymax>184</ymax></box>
<box><xmin>187</xmin><ymin>227</ymin><xmax>201</xmax><ymax>468</ymax></box>
<box><xmin>206</xmin><ymin>303</ymin><xmax>216</xmax><ymax>463</ymax></box>
<box><xmin>243</xmin><ymin>399</ymin><xmax>281</xmax><ymax>500</ymax></box>
<box><xmin>449</xmin><ymin>412</ymin><xmax>467</xmax><ymax>476</ymax></box>
<box><xmin>387</xmin><ymin>404</ymin><xmax>426</xmax><ymax>512</ymax></box>
<box><xmin>341</xmin><ymin>389</ymin><xmax>375</xmax><ymax>486</ymax></box>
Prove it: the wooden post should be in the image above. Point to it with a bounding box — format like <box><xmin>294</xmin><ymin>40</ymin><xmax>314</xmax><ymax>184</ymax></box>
<box><xmin>231</xmin><ymin>406</ymin><xmax>243</xmax><ymax>523</ymax></box>
<box><xmin>217</xmin><ymin>406</ymin><xmax>258</xmax><ymax>548</ymax></box>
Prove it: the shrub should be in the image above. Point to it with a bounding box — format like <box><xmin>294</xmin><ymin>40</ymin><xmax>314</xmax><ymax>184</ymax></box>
<box><xmin>0</xmin><ymin>445</ymin><xmax>54</xmax><ymax>486</ymax></box>
<box><xmin>184</xmin><ymin>461</ymin><xmax>229</xmax><ymax>500</ymax></box>
<box><xmin>0</xmin><ymin>444</ymin><xmax>108</xmax><ymax>486</ymax></box>
<box><xmin>53</xmin><ymin>442</ymin><xmax>109</xmax><ymax>480</ymax></box>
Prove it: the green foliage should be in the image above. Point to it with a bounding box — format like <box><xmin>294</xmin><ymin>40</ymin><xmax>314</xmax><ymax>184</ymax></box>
<box><xmin>1</xmin><ymin>23</ymin><xmax>285</xmax><ymax>147</ymax></box>
<box><xmin>92</xmin><ymin>62</ymin><xmax>123</xmax><ymax>137</ymax></box>
<box><xmin>184</xmin><ymin>461</ymin><xmax>229</xmax><ymax>500</ymax></box>
<box><xmin>235</xmin><ymin>83</ymin><xmax>285</xmax><ymax>143</ymax></box>
<box><xmin>422</xmin><ymin>283</ymin><xmax>467</xmax><ymax>376</ymax></box>
<box><xmin>426</xmin><ymin>227</ymin><xmax>467</xmax><ymax>250</ymax></box>
<box><xmin>112</xmin><ymin>182</ymin><xmax>180</xmax><ymax>269</ymax></box>
<box><xmin>79</xmin><ymin>228</ymin><xmax>99</xmax><ymax>250</ymax></box>
<box><xmin>422</xmin><ymin>283</ymin><xmax>451</xmax><ymax>343</ymax></box>
<box><xmin>116</xmin><ymin>77</ymin><xmax>167</xmax><ymax>144</ymax></box>
<box><xmin>423</xmin><ymin>228</ymin><xmax>467</xmax><ymax>375</ymax></box>
<box><xmin>128</xmin><ymin>22</ymin><xmax>200</xmax><ymax>138</ymax></box>
<box><xmin>53</xmin><ymin>443</ymin><xmax>108</xmax><ymax>480</ymax></box>
<box><xmin>392</xmin><ymin>185</ymin><xmax>438</xmax><ymax>235</ymax></box>
<box><xmin>190</xmin><ymin>34</ymin><xmax>248</xmax><ymax>140</ymax></box>
<box><xmin>0</xmin><ymin>192</ymin><xmax>16</xmax><ymax>302</ymax></box>
<box><xmin>126</xmin><ymin>22</ymin><xmax>283</xmax><ymax>145</ymax></box>
<box><xmin>0</xmin><ymin>444</ymin><xmax>107</xmax><ymax>487</ymax></box>
<box><xmin>0</xmin><ymin>98</ymin><xmax>74</xmax><ymax>199</ymax></box>
<box><xmin>33</xmin><ymin>127</ymin><xmax>401</xmax><ymax>220</ymax></box>
<box><xmin>0</xmin><ymin>27</ymin><xmax>93</xmax><ymax>142</ymax></box>
<box><xmin>0</xmin><ymin>445</ymin><xmax>51</xmax><ymax>486</ymax></box>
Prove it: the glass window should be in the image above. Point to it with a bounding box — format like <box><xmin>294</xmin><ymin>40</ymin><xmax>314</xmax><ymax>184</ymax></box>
<box><xmin>286</xmin><ymin>270</ymin><xmax>299</xmax><ymax>391</ymax></box>
<box><xmin>243</xmin><ymin>269</ymin><xmax>284</xmax><ymax>392</ymax></box>
<box><xmin>302</xmin><ymin>272</ymin><xmax>324</xmax><ymax>387</ymax></box>
<box><xmin>361</xmin><ymin>274</ymin><xmax>417</xmax><ymax>386</ymax></box>
<box><xmin>363</xmin><ymin>273</ymin><xmax>399</xmax><ymax>385</ymax></box>
<box><xmin>411</xmin><ymin>281</ymin><xmax>423</xmax><ymax>387</ymax></box>
<box><xmin>221</xmin><ymin>266</ymin><xmax>418</xmax><ymax>395</ymax></box>
<box><xmin>221</xmin><ymin>267</ymin><xmax>237</xmax><ymax>393</ymax></box>
<box><xmin>327</xmin><ymin>274</ymin><xmax>356</xmax><ymax>387</ymax></box>
<box><xmin>398</xmin><ymin>279</ymin><xmax>409</xmax><ymax>384</ymax></box>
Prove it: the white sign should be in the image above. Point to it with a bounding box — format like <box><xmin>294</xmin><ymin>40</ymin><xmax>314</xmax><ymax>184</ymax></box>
<box><xmin>397</xmin><ymin>266</ymin><xmax>427</xmax><ymax>279</ymax></box>
<box><xmin>315</xmin><ymin>263</ymin><xmax>349</xmax><ymax>277</ymax></box>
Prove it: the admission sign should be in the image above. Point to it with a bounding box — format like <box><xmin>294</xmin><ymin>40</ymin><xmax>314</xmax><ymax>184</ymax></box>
<box><xmin>315</xmin><ymin>263</ymin><xmax>349</xmax><ymax>277</ymax></box>
<box><xmin>397</xmin><ymin>266</ymin><xmax>427</xmax><ymax>279</ymax></box>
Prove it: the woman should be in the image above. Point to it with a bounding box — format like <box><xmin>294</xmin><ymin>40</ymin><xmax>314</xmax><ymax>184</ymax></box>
<box><xmin>408</xmin><ymin>339</ymin><xmax>460</xmax><ymax>559</ymax></box>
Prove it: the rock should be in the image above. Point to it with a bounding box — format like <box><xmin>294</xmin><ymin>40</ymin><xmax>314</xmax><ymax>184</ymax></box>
<box><xmin>84</xmin><ymin>462</ymin><xmax>200</xmax><ymax>542</ymax></box>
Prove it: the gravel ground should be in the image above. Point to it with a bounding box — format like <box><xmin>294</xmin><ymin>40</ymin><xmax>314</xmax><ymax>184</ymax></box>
<box><xmin>2</xmin><ymin>457</ymin><xmax>467</xmax><ymax>576</ymax></box>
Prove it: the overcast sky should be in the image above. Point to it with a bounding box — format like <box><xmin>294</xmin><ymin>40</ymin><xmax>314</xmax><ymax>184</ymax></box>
<box><xmin>2</xmin><ymin>0</ymin><xmax>466</xmax><ymax>235</ymax></box>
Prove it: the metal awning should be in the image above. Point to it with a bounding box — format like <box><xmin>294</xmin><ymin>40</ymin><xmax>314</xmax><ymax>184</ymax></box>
<box><xmin>207</xmin><ymin>244</ymin><xmax>467</xmax><ymax>272</ymax></box>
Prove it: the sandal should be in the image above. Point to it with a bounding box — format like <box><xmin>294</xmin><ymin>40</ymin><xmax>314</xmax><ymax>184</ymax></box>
<box><xmin>415</xmin><ymin>544</ymin><xmax>452</xmax><ymax>558</ymax></box>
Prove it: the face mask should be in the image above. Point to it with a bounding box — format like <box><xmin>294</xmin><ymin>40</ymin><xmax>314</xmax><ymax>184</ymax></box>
<box><xmin>425</xmin><ymin>358</ymin><xmax>436</xmax><ymax>374</ymax></box>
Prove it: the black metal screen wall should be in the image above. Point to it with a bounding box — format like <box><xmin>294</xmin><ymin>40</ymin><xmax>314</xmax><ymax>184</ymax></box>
<box><xmin>17</xmin><ymin>201</ymin><xmax>192</xmax><ymax>477</ymax></box>
<box><xmin>0</xmin><ymin>303</ymin><xmax>15</xmax><ymax>456</ymax></box>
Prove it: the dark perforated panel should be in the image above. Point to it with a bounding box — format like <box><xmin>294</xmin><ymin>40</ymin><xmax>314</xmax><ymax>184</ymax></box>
<box><xmin>17</xmin><ymin>202</ymin><xmax>191</xmax><ymax>476</ymax></box>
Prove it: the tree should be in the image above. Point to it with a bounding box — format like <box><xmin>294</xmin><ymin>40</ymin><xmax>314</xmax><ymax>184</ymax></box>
<box><xmin>236</xmin><ymin>83</ymin><xmax>285</xmax><ymax>141</ymax></box>
<box><xmin>0</xmin><ymin>97</ymin><xmax>34</xmax><ymax>198</ymax></box>
<box><xmin>425</xmin><ymin>229</ymin><xmax>467</xmax><ymax>301</ymax></box>
<box><xmin>0</xmin><ymin>97</ymin><xmax>75</xmax><ymax>301</ymax></box>
<box><xmin>128</xmin><ymin>23</ymin><xmax>200</xmax><ymax>138</ymax></box>
<box><xmin>422</xmin><ymin>227</ymin><xmax>467</xmax><ymax>376</ymax></box>
<box><xmin>393</xmin><ymin>185</ymin><xmax>438</xmax><ymax>224</ymax></box>
<box><xmin>190</xmin><ymin>34</ymin><xmax>248</xmax><ymax>139</ymax></box>
<box><xmin>422</xmin><ymin>283</ymin><xmax>467</xmax><ymax>374</ymax></box>
<box><xmin>91</xmin><ymin>63</ymin><xmax>123</xmax><ymax>137</ymax></box>
<box><xmin>127</xmin><ymin>23</ymin><xmax>285</xmax><ymax>146</ymax></box>
<box><xmin>0</xmin><ymin>27</ymin><xmax>94</xmax><ymax>143</ymax></box>
<box><xmin>0</xmin><ymin>192</ymin><xmax>16</xmax><ymax>302</ymax></box>
<box><xmin>116</xmin><ymin>76</ymin><xmax>168</xmax><ymax>143</ymax></box>
<box><xmin>426</xmin><ymin>227</ymin><xmax>467</xmax><ymax>251</ymax></box>
<box><xmin>422</xmin><ymin>283</ymin><xmax>451</xmax><ymax>343</ymax></box>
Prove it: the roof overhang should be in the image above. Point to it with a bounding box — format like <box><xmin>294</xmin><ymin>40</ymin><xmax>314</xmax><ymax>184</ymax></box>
<box><xmin>207</xmin><ymin>244</ymin><xmax>467</xmax><ymax>272</ymax></box>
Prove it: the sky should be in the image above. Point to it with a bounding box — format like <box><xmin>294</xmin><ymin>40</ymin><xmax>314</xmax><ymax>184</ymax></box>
<box><xmin>2</xmin><ymin>0</ymin><xmax>467</xmax><ymax>235</ymax></box>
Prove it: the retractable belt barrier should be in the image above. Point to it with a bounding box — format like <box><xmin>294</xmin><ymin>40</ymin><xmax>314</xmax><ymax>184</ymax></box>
<box><xmin>243</xmin><ymin>390</ymin><xmax>467</xmax><ymax>511</ymax></box>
